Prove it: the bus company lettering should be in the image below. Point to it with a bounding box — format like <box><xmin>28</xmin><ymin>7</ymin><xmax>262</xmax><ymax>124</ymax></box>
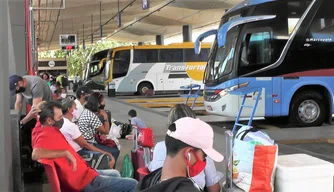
<box><xmin>163</xmin><ymin>63</ymin><xmax>206</xmax><ymax>81</ymax></box>
<box><xmin>164</xmin><ymin>64</ymin><xmax>206</xmax><ymax>71</ymax></box>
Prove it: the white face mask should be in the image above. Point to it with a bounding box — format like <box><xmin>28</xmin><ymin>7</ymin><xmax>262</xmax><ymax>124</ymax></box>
<box><xmin>61</xmin><ymin>93</ymin><xmax>67</xmax><ymax>98</ymax></box>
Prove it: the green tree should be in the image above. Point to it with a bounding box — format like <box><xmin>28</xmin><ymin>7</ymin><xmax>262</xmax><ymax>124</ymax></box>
<box><xmin>38</xmin><ymin>40</ymin><xmax>133</xmax><ymax>77</ymax></box>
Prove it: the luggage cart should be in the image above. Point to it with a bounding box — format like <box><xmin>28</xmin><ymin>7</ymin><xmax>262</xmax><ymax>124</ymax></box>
<box><xmin>229</xmin><ymin>87</ymin><xmax>262</xmax><ymax>134</ymax></box>
<box><xmin>180</xmin><ymin>84</ymin><xmax>201</xmax><ymax>109</ymax></box>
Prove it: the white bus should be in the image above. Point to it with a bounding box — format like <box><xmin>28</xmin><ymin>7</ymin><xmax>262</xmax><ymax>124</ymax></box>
<box><xmin>104</xmin><ymin>42</ymin><xmax>212</xmax><ymax>95</ymax></box>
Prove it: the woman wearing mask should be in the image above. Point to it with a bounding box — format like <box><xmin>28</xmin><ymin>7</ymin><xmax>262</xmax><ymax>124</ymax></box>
<box><xmin>78</xmin><ymin>92</ymin><xmax>120</xmax><ymax>165</ymax></box>
<box><xmin>54</xmin><ymin>88</ymin><xmax>66</xmax><ymax>101</ymax></box>
<box><xmin>145</xmin><ymin>104</ymin><xmax>224</xmax><ymax>192</ymax></box>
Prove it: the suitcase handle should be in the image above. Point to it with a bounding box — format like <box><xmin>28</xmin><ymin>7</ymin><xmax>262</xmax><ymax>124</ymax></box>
<box><xmin>224</xmin><ymin>130</ymin><xmax>233</xmax><ymax>192</ymax></box>
<box><xmin>132</xmin><ymin>125</ymin><xmax>138</xmax><ymax>151</ymax></box>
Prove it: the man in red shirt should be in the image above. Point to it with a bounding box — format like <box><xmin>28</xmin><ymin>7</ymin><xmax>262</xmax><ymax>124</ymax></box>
<box><xmin>32</xmin><ymin>101</ymin><xmax>137</xmax><ymax>192</ymax></box>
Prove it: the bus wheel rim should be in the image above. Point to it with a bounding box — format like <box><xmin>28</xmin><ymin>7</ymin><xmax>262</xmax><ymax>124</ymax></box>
<box><xmin>297</xmin><ymin>99</ymin><xmax>320</xmax><ymax>123</ymax></box>
<box><xmin>142</xmin><ymin>87</ymin><xmax>148</xmax><ymax>93</ymax></box>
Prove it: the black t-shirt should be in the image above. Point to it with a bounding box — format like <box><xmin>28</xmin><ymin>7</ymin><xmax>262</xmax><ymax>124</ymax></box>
<box><xmin>137</xmin><ymin>168</ymin><xmax>202</xmax><ymax>192</ymax></box>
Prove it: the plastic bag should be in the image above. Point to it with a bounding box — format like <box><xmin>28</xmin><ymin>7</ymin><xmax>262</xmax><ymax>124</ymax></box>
<box><xmin>121</xmin><ymin>154</ymin><xmax>134</xmax><ymax>178</ymax></box>
<box><xmin>233</xmin><ymin>126</ymin><xmax>278</xmax><ymax>192</ymax></box>
<box><xmin>110</xmin><ymin>122</ymin><xmax>122</xmax><ymax>139</ymax></box>
<box><xmin>138</xmin><ymin>128</ymin><xmax>155</xmax><ymax>148</ymax></box>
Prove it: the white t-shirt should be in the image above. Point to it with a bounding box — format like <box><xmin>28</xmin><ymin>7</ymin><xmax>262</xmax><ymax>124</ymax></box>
<box><xmin>73</xmin><ymin>99</ymin><xmax>84</xmax><ymax>122</ymax></box>
<box><xmin>147</xmin><ymin>141</ymin><xmax>224</xmax><ymax>188</ymax></box>
<box><xmin>60</xmin><ymin>118</ymin><xmax>83</xmax><ymax>152</ymax></box>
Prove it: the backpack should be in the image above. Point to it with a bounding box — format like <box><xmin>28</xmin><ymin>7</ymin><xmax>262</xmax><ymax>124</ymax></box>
<box><xmin>81</xmin><ymin>153</ymin><xmax>110</xmax><ymax>170</ymax></box>
<box><xmin>61</xmin><ymin>76</ymin><xmax>69</xmax><ymax>87</ymax></box>
<box><xmin>117</xmin><ymin>122</ymin><xmax>132</xmax><ymax>139</ymax></box>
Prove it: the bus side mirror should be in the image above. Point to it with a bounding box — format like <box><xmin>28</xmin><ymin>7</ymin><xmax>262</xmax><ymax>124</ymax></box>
<box><xmin>194</xmin><ymin>29</ymin><xmax>217</xmax><ymax>54</ymax></box>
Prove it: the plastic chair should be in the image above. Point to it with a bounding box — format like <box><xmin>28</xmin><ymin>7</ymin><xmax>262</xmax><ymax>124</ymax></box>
<box><xmin>38</xmin><ymin>159</ymin><xmax>61</xmax><ymax>192</ymax></box>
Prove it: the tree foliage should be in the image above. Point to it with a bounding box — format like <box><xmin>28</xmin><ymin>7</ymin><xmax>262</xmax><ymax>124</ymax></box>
<box><xmin>39</xmin><ymin>40</ymin><xmax>133</xmax><ymax>77</ymax></box>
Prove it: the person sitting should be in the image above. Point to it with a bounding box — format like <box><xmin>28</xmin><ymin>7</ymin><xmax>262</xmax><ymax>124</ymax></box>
<box><xmin>137</xmin><ymin>117</ymin><xmax>224</xmax><ymax>192</ymax></box>
<box><xmin>147</xmin><ymin>104</ymin><xmax>223</xmax><ymax>192</ymax></box>
<box><xmin>54</xmin><ymin>88</ymin><xmax>66</xmax><ymax>101</ymax></box>
<box><xmin>60</xmin><ymin>98</ymin><xmax>116</xmax><ymax>167</ymax></box>
<box><xmin>31</xmin><ymin>101</ymin><xmax>137</xmax><ymax>192</ymax></box>
<box><xmin>73</xmin><ymin>86</ymin><xmax>91</xmax><ymax>122</ymax></box>
<box><xmin>128</xmin><ymin>109</ymin><xmax>147</xmax><ymax>129</ymax></box>
<box><xmin>78</xmin><ymin>92</ymin><xmax>120</xmax><ymax>165</ymax></box>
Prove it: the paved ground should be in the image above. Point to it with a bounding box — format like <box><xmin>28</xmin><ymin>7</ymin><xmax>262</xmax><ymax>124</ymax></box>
<box><xmin>25</xmin><ymin>93</ymin><xmax>334</xmax><ymax>191</ymax></box>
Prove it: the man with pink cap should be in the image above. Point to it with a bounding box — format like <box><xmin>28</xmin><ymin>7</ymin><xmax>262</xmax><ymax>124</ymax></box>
<box><xmin>137</xmin><ymin>117</ymin><xmax>224</xmax><ymax>192</ymax></box>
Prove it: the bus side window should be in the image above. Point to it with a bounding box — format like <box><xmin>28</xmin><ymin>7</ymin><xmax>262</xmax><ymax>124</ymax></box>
<box><xmin>113</xmin><ymin>50</ymin><xmax>131</xmax><ymax>78</ymax></box>
<box><xmin>159</xmin><ymin>49</ymin><xmax>183</xmax><ymax>62</ymax></box>
<box><xmin>304</xmin><ymin>0</ymin><xmax>334</xmax><ymax>47</ymax></box>
<box><xmin>184</xmin><ymin>49</ymin><xmax>209</xmax><ymax>62</ymax></box>
<box><xmin>240</xmin><ymin>32</ymin><xmax>272</xmax><ymax>66</ymax></box>
<box><xmin>134</xmin><ymin>49</ymin><xmax>158</xmax><ymax>63</ymax></box>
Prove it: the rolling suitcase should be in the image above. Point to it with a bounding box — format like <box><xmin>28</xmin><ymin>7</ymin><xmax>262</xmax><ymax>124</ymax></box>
<box><xmin>131</xmin><ymin>127</ymin><xmax>153</xmax><ymax>181</ymax></box>
<box><xmin>222</xmin><ymin>130</ymin><xmax>234</xmax><ymax>192</ymax></box>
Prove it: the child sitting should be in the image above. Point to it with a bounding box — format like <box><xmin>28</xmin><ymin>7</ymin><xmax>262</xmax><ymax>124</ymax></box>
<box><xmin>126</xmin><ymin>109</ymin><xmax>147</xmax><ymax>140</ymax></box>
<box><xmin>128</xmin><ymin>109</ymin><xmax>146</xmax><ymax>129</ymax></box>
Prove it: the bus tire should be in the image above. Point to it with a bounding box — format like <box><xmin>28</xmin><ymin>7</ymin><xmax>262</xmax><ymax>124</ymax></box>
<box><xmin>290</xmin><ymin>91</ymin><xmax>326</xmax><ymax>127</ymax></box>
<box><xmin>137</xmin><ymin>82</ymin><xmax>153</xmax><ymax>95</ymax></box>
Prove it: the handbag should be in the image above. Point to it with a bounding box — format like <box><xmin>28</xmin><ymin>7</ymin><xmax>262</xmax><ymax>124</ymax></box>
<box><xmin>138</xmin><ymin>128</ymin><xmax>155</xmax><ymax>148</ymax></box>
<box><xmin>94</xmin><ymin>133</ymin><xmax>117</xmax><ymax>148</ymax></box>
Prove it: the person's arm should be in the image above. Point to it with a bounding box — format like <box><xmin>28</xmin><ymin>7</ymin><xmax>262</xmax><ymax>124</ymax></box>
<box><xmin>75</xmin><ymin>135</ymin><xmax>108</xmax><ymax>154</ymax></box>
<box><xmin>14</xmin><ymin>94</ymin><xmax>23</xmax><ymax>111</ymax></box>
<box><xmin>20</xmin><ymin>81</ymin><xmax>44</xmax><ymax>124</ymax></box>
<box><xmin>99</xmin><ymin>110</ymin><xmax>110</xmax><ymax>131</ymax></box>
<box><xmin>74</xmin><ymin>136</ymin><xmax>115</xmax><ymax>167</ymax></box>
<box><xmin>204</xmin><ymin>157</ymin><xmax>223</xmax><ymax>192</ymax></box>
<box><xmin>20</xmin><ymin>97</ymin><xmax>43</xmax><ymax>125</ymax></box>
<box><xmin>206</xmin><ymin>183</ymin><xmax>221</xmax><ymax>192</ymax></box>
<box><xmin>93</xmin><ymin>112</ymin><xmax>109</xmax><ymax>134</ymax></box>
<box><xmin>32</xmin><ymin>148</ymin><xmax>77</xmax><ymax>171</ymax></box>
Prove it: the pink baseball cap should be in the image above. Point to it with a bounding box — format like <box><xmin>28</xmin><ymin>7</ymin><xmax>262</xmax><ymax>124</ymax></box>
<box><xmin>167</xmin><ymin>117</ymin><xmax>224</xmax><ymax>162</ymax></box>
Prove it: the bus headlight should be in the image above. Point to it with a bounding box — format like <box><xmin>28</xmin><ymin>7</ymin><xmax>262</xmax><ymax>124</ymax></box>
<box><xmin>204</xmin><ymin>82</ymin><xmax>249</xmax><ymax>102</ymax></box>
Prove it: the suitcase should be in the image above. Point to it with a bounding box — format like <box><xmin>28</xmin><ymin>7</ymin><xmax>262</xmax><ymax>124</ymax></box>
<box><xmin>222</xmin><ymin>130</ymin><xmax>234</xmax><ymax>192</ymax></box>
<box><xmin>131</xmin><ymin>127</ymin><xmax>153</xmax><ymax>181</ymax></box>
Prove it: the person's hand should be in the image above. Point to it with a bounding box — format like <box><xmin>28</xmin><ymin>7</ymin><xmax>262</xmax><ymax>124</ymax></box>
<box><xmin>27</xmin><ymin>105</ymin><xmax>42</xmax><ymax>119</ymax></box>
<box><xmin>107</xmin><ymin>153</ymin><xmax>115</xmax><ymax>168</ymax></box>
<box><xmin>100</xmin><ymin>134</ymin><xmax>107</xmax><ymax>141</ymax></box>
<box><xmin>65</xmin><ymin>151</ymin><xmax>77</xmax><ymax>171</ymax></box>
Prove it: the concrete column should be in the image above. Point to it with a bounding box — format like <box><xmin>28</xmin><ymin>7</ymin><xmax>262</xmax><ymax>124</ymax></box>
<box><xmin>156</xmin><ymin>35</ymin><xmax>164</xmax><ymax>45</ymax></box>
<box><xmin>8</xmin><ymin>0</ymin><xmax>26</xmax><ymax>110</ymax></box>
<box><xmin>182</xmin><ymin>25</ymin><xmax>192</xmax><ymax>42</ymax></box>
<box><xmin>0</xmin><ymin>0</ymin><xmax>14</xmax><ymax>191</ymax></box>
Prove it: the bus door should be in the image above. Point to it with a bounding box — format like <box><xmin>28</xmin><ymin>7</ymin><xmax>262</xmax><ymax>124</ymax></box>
<box><xmin>238</xmin><ymin>30</ymin><xmax>274</xmax><ymax>117</ymax></box>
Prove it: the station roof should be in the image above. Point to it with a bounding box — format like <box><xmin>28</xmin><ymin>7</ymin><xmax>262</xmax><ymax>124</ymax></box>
<box><xmin>33</xmin><ymin>0</ymin><xmax>242</xmax><ymax>51</ymax></box>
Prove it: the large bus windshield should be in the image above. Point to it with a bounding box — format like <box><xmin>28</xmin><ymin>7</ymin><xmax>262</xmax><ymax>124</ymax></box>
<box><xmin>204</xmin><ymin>0</ymin><xmax>312</xmax><ymax>86</ymax></box>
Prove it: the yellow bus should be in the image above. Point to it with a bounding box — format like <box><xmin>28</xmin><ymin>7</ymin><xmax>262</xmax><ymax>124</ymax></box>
<box><xmin>104</xmin><ymin>42</ymin><xmax>212</xmax><ymax>95</ymax></box>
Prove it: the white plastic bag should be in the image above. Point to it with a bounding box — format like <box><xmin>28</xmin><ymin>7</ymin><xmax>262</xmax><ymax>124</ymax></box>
<box><xmin>109</xmin><ymin>122</ymin><xmax>122</xmax><ymax>139</ymax></box>
<box><xmin>233</xmin><ymin>126</ymin><xmax>278</xmax><ymax>192</ymax></box>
